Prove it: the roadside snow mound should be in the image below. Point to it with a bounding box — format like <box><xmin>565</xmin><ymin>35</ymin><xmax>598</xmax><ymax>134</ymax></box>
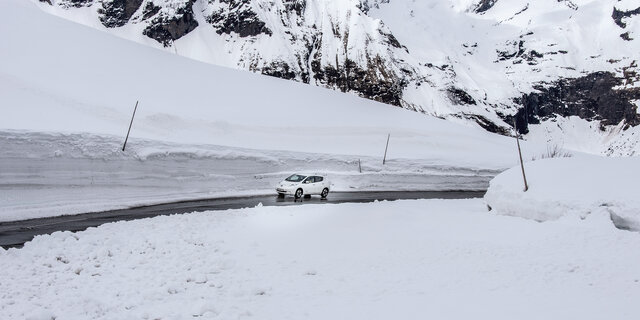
<box><xmin>485</xmin><ymin>157</ymin><xmax>640</xmax><ymax>231</ymax></box>
<box><xmin>2</xmin><ymin>199</ymin><xmax>640</xmax><ymax>319</ymax></box>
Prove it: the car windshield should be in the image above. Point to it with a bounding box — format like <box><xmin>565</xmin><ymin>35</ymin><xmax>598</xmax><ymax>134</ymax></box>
<box><xmin>285</xmin><ymin>174</ymin><xmax>306</xmax><ymax>182</ymax></box>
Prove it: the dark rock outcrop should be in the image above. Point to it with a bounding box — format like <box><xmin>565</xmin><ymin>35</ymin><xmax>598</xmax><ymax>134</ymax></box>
<box><xmin>262</xmin><ymin>61</ymin><xmax>298</xmax><ymax>80</ymax></box>
<box><xmin>512</xmin><ymin>72</ymin><xmax>640</xmax><ymax>134</ymax></box>
<box><xmin>447</xmin><ymin>87</ymin><xmax>476</xmax><ymax>105</ymax></box>
<box><xmin>612</xmin><ymin>6</ymin><xmax>640</xmax><ymax>29</ymax></box>
<box><xmin>143</xmin><ymin>0</ymin><xmax>198</xmax><ymax>46</ymax></box>
<box><xmin>474</xmin><ymin>0</ymin><xmax>498</xmax><ymax>14</ymax></box>
<box><xmin>284</xmin><ymin>0</ymin><xmax>306</xmax><ymax>17</ymax></box>
<box><xmin>311</xmin><ymin>57</ymin><xmax>406</xmax><ymax>106</ymax></box>
<box><xmin>496</xmin><ymin>35</ymin><xmax>544</xmax><ymax>65</ymax></box>
<box><xmin>206</xmin><ymin>0</ymin><xmax>272</xmax><ymax>37</ymax></box>
<box><xmin>497</xmin><ymin>40</ymin><xmax>525</xmax><ymax>61</ymax></box>
<box><xmin>67</xmin><ymin>0</ymin><xmax>92</xmax><ymax>8</ymax></box>
<box><xmin>462</xmin><ymin>114</ymin><xmax>511</xmax><ymax>135</ymax></box>
<box><xmin>141</xmin><ymin>2</ymin><xmax>161</xmax><ymax>20</ymax></box>
<box><xmin>98</xmin><ymin>0</ymin><xmax>144</xmax><ymax>28</ymax></box>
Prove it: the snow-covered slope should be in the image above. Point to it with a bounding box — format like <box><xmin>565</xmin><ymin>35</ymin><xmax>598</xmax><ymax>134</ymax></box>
<box><xmin>32</xmin><ymin>0</ymin><xmax>640</xmax><ymax>155</ymax></box>
<box><xmin>1</xmin><ymin>0</ymin><xmax>530</xmax><ymax>167</ymax></box>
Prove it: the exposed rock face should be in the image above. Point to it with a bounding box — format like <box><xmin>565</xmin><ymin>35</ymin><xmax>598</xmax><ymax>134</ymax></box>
<box><xmin>462</xmin><ymin>114</ymin><xmax>511</xmax><ymax>136</ymax></box>
<box><xmin>621</xmin><ymin>32</ymin><xmax>633</xmax><ymax>41</ymax></box>
<box><xmin>447</xmin><ymin>88</ymin><xmax>476</xmax><ymax>106</ymax></box>
<box><xmin>612</xmin><ymin>6</ymin><xmax>640</xmax><ymax>28</ymax></box>
<box><xmin>261</xmin><ymin>61</ymin><xmax>297</xmax><ymax>80</ymax></box>
<box><xmin>98</xmin><ymin>0</ymin><xmax>144</xmax><ymax>28</ymax></box>
<box><xmin>141</xmin><ymin>1</ymin><xmax>161</xmax><ymax>20</ymax></box>
<box><xmin>496</xmin><ymin>35</ymin><xmax>548</xmax><ymax>65</ymax></box>
<box><xmin>513</xmin><ymin>72</ymin><xmax>640</xmax><ymax>134</ymax></box>
<box><xmin>142</xmin><ymin>0</ymin><xmax>199</xmax><ymax>47</ymax></box>
<box><xmin>206</xmin><ymin>0</ymin><xmax>272</xmax><ymax>37</ymax></box>
<box><xmin>311</xmin><ymin>58</ymin><xmax>406</xmax><ymax>106</ymax></box>
<box><xmin>56</xmin><ymin>0</ymin><xmax>92</xmax><ymax>8</ymax></box>
<box><xmin>216</xmin><ymin>0</ymin><xmax>415</xmax><ymax>107</ymax></box>
<box><xmin>474</xmin><ymin>0</ymin><xmax>498</xmax><ymax>14</ymax></box>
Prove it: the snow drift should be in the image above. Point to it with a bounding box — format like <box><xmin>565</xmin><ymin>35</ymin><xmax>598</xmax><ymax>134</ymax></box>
<box><xmin>2</xmin><ymin>199</ymin><xmax>640</xmax><ymax>319</ymax></box>
<box><xmin>485</xmin><ymin>156</ymin><xmax>640</xmax><ymax>231</ymax></box>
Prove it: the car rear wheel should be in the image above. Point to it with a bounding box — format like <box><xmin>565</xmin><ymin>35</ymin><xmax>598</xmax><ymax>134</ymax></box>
<box><xmin>295</xmin><ymin>188</ymin><xmax>303</xmax><ymax>199</ymax></box>
<box><xmin>321</xmin><ymin>188</ymin><xmax>329</xmax><ymax>198</ymax></box>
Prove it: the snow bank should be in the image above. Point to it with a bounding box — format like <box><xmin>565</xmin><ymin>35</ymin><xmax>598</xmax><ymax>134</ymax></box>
<box><xmin>2</xmin><ymin>199</ymin><xmax>639</xmax><ymax>319</ymax></box>
<box><xmin>485</xmin><ymin>156</ymin><xmax>640</xmax><ymax>231</ymax></box>
<box><xmin>0</xmin><ymin>130</ymin><xmax>496</xmax><ymax>221</ymax></box>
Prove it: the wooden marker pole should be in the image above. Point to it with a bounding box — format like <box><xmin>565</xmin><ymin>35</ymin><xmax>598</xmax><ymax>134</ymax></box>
<box><xmin>122</xmin><ymin>101</ymin><xmax>138</xmax><ymax>152</ymax></box>
<box><xmin>514</xmin><ymin>121</ymin><xmax>529</xmax><ymax>192</ymax></box>
<box><xmin>383</xmin><ymin>133</ymin><xmax>390</xmax><ymax>165</ymax></box>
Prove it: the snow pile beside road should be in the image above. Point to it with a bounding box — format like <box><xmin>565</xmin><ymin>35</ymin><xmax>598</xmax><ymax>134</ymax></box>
<box><xmin>485</xmin><ymin>156</ymin><xmax>640</xmax><ymax>231</ymax></box>
<box><xmin>2</xmin><ymin>199</ymin><xmax>640</xmax><ymax>319</ymax></box>
<box><xmin>0</xmin><ymin>130</ymin><xmax>497</xmax><ymax>221</ymax></box>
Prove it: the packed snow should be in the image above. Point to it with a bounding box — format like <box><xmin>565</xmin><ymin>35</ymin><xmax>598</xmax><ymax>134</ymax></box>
<box><xmin>485</xmin><ymin>156</ymin><xmax>640</xmax><ymax>231</ymax></box>
<box><xmin>2</xmin><ymin>199</ymin><xmax>640</xmax><ymax>319</ymax></box>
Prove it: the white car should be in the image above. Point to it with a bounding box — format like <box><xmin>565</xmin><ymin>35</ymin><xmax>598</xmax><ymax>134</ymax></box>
<box><xmin>276</xmin><ymin>174</ymin><xmax>331</xmax><ymax>199</ymax></box>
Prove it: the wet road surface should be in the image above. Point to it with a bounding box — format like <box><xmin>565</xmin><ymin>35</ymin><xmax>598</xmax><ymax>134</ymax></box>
<box><xmin>0</xmin><ymin>191</ymin><xmax>485</xmax><ymax>249</ymax></box>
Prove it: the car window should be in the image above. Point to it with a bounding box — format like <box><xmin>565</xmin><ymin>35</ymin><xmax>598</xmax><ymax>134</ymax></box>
<box><xmin>285</xmin><ymin>174</ymin><xmax>306</xmax><ymax>182</ymax></box>
<box><xmin>303</xmin><ymin>177</ymin><xmax>313</xmax><ymax>184</ymax></box>
<box><xmin>315</xmin><ymin>176</ymin><xmax>323</xmax><ymax>182</ymax></box>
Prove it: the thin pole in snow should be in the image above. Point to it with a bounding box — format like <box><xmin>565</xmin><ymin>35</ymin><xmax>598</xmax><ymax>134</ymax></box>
<box><xmin>514</xmin><ymin>120</ymin><xmax>529</xmax><ymax>192</ymax></box>
<box><xmin>358</xmin><ymin>159</ymin><xmax>362</xmax><ymax>173</ymax></box>
<box><xmin>122</xmin><ymin>101</ymin><xmax>138</xmax><ymax>152</ymax></box>
<box><xmin>383</xmin><ymin>133</ymin><xmax>390</xmax><ymax>165</ymax></box>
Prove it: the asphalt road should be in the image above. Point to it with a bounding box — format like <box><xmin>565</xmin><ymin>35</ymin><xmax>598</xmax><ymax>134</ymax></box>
<box><xmin>0</xmin><ymin>191</ymin><xmax>485</xmax><ymax>249</ymax></box>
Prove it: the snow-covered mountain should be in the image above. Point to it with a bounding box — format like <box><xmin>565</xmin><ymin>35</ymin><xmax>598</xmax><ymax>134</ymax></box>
<box><xmin>34</xmin><ymin>0</ymin><xmax>640</xmax><ymax>154</ymax></box>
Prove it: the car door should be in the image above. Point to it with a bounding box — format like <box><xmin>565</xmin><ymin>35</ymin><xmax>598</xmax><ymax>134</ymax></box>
<box><xmin>306</xmin><ymin>176</ymin><xmax>320</xmax><ymax>194</ymax></box>
<box><xmin>312</xmin><ymin>176</ymin><xmax>324</xmax><ymax>194</ymax></box>
<box><xmin>302</xmin><ymin>176</ymin><xmax>315</xmax><ymax>194</ymax></box>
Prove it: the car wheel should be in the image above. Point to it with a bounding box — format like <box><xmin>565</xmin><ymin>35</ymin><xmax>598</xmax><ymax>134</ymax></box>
<box><xmin>295</xmin><ymin>188</ymin><xmax>303</xmax><ymax>199</ymax></box>
<box><xmin>321</xmin><ymin>188</ymin><xmax>329</xmax><ymax>198</ymax></box>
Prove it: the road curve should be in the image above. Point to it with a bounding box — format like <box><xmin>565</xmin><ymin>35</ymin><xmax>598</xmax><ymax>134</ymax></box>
<box><xmin>0</xmin><ymin>191</ymin><xmax>485</xmax><ymax>249</ymax></box>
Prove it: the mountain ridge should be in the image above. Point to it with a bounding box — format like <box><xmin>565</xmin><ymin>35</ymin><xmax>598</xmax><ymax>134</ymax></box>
<box><xmin>35</xmin><ymin>0</ymin><xmax>640</xmax><ymax>155</ymax></box>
